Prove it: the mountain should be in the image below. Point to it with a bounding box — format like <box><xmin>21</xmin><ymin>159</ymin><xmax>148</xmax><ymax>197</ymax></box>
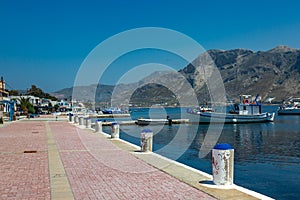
<box><xmin>187</xmin><ymin>45</ymin><xmax>300</xmax><ymax>102</ymax></box>
<box><xmin>52</xmin><ymin>45</ymin><xmax>300</xmax><ymax>106</ymax></box>
<box><xmin>51</xmin><ymin>84</ymin><xmax>115</xmax><ymax>106</ymax></box>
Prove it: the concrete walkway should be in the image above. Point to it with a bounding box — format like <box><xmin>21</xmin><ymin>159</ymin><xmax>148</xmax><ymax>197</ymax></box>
<box><xmin>0</xmin><ymin>120</ymin><xmax>215</xmax><ymax>199</ymax></box>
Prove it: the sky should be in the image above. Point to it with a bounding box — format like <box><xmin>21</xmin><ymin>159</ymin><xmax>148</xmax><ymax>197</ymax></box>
<box><xmin>0</xmin><ymin>0</ymin><xmax>300</xmax><ymax>92</ymax></box>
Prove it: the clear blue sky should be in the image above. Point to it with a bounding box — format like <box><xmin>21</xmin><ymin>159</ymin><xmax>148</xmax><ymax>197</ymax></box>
<box><xmin>0</xmin><ymin>0</ymin><xmax>299</xmax><ymax>92</ymax></box>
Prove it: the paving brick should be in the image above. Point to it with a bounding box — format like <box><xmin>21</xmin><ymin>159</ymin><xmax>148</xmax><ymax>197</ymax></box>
<box><xmin>0</xmin><ymin>120</ymin><xmax>216</xmax><ymax>200</ymax></box>
<box><xmin>50</xmin><ymin>122</ymin><xmax>215</xmax><ymax>200</ymax></box>
<box><xmin>0</xmin><ymin>122</ymin><xmax>51</xmax><ymax>200</ymax></box>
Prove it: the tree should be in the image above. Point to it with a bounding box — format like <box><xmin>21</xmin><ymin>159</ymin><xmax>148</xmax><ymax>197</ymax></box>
<box><xmin>26</xmin><ymin>85</ymin><xmax>57</xmax><ymax>101</ymax></box>
<box><xmin>9</xmin><ymin>90</ymin><xmax>19</xmax><ymax>96</ymax></box>
<box><xmin>53</xmin><ymin>104</ymin><xmax>59</xmax><ymax>112</ymax></box>
<box><xmin>19</xmin><ymin>97</ymin><xmax>35</xmax><ymax>115</ymax></box>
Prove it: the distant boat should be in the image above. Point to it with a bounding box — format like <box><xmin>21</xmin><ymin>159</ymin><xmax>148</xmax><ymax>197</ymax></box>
<box><xmin>137</xmin><ymin>116</ymin><xmax>189</xmax><ymax>125</ymax></box>
<box><xmin>186</xmin><ymin>106</ymin><xmax>214</xmax><ymax>114</ymax></box>
<box><xmin>278</xmin><ymin>98</ymin><xmax>300</xmax><ymax>115</ymax></box>
<box><xmin>137</xmin><ymin>118</ymin><xmax>169</xmax><ymax>125</ymax></box>
<box><xmin>102</xmin><ymin>107</ymin><xmax>126</xmax><ymax>114</ymax></box>
<box><xmin>189</xmin><ymin>95</ymin><xmax>275</xmax><ymax>123</ymax></box>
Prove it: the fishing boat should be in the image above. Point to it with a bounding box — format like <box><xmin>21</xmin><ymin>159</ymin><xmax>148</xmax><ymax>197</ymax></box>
<box><xmin>278</xmin><ymin>98</ymin><xmax>300</xmax><ymax>115</ymax></box>
<box><xmin>189</xmin><ymin>95</ymin><xmax>275</xmax><ymax>123</ymax></box>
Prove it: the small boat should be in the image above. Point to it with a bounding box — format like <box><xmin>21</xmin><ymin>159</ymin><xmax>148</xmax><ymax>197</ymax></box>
<box><xmin>137</xmin><ymin>116</ymin><xmax>188</xmax><ymax>125</ymax></box>
<box><xmin>278</xmin><ymin>98</ymin><xmax>300</xmax><ymax>115</ymax></box>
<box><xmin>102</xmin><ymin>107</ymin><xmax>126</xmax><ymax>114</ymax></box>
<box><xmin>187</xmin><ymin>106</ymin><xmax>214</xmax><ymax>114</ymax></box>
<box><xmin>189</xmin><ymin>95</ymin><xmax>275</xmax><ymax>123</ymax></box>
<box><xmin>137</xmin><ymin>118</ymin><xmax>169</xmax><ymax>125</ymax></box>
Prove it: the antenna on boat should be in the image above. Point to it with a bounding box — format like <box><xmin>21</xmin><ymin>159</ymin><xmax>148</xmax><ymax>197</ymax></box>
<box><xmin>226</xmin><ymin>95</ymin><xmax>235</xmax><ymax>111</ymax></box>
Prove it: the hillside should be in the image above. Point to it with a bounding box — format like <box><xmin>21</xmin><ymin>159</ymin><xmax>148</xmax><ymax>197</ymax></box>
<box><xmin>178</xmin><ymin>45</ymin><xmax>300</xmax><ymax>103</ymax></box>
<box><xmin>52</xmin><ymin>46</ymin><xmax>300</xmax><ymax>106</ymax></box>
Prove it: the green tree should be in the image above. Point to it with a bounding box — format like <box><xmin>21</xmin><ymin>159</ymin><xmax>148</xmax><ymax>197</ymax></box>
<box><xmin>26</xmin><ymin>85</ymin><xmax>57</xmax><ymax>101</ymax></box>
<box><xmin>9</xmin><ymin>90</ymin><xmax>19</xmax><ymax>96</ymax></box>
<box><xmin>53</xmin><ymin>104</ymin><xmax>59</xmax><ymax>112</ymax></box>
<box><xmin>19</xmin><ymin>97</ymin><xmax>35</xmax><ymax>115</ymax></box>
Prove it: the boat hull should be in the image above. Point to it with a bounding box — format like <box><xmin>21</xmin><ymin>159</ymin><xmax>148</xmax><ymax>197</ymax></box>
<box><xmin>137</xmin><ymin>119</ymin><xmax>168</xmax><ymax>125</ymax></box>
<box><xmin>199</xmin><ymin>112</ymin><xmax>275</xmax><ymax>123</ymax></box>
<box><xmin>278</xmin><ymin>108</ymin><xmax>300</xmax><ymax>115</ymax></box>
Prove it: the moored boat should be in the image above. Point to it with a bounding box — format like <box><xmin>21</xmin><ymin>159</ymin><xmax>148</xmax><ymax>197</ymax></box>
<box><xmin>137</xmin><ymin>116</ymin><xmax>189</xmax><ymax>125</ymax></box>
<box><xmin>186</xmin><ymin>106</ymin><xmax>214</xmax><ymax>114</ymax></box>
<box><xmin>278</xmin><ymin>98</ymin><xmax>300</xmax><ymax>115</ymax></box>
<box><xmin>137</xmin><ymin>118</ymin><xmax>169</xmax><ymax>125</ymax></box>
<box><xmin>101</xmin><ymin>107</ymin><xmax>127</xmax><ymax>114</ymax></box>
<box><xmin>189</xmin><ymin>95</ymin><xmax>275</xmax><ymax>123</ymax></box>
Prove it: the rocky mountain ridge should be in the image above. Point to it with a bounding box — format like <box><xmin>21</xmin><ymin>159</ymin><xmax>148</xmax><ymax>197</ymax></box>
<box><xmin>52</xmin><ymin>45</ymin><xmax>300</xmax><ymax>106</ymax></box>
<box><xmin>179</xmin><ymin>45</ymin><xmax>300</xmax><ymax>103</ymax></box>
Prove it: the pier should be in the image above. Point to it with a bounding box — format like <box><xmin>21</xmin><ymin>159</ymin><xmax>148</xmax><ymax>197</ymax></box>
<box><xmin>0</xmin><ymin>116</ymin><xmax>273</xmax><ymax>199</ymax></box>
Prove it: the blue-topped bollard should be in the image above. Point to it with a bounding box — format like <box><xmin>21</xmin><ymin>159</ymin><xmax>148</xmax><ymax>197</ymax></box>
<box><xmin>111</xmin><ymin>122</ymin><xmax>119</xmax><ymax>138</ymax></box>
<box><xmin>212</xmin><ymin>143</ymin><xmax>234</xmax><ymax>185</ymax></box>
<box><xmin>68</xmin><ymin>113</ymin><xmax>73</xmax><ymax>122</ymax></box>
<box><xmin>95</xmin><ymin>120</ymin><xmax>102</xmax><ymax>132</ymax></box>
<box><xmin>140</xmin><ymin>129</ymin><xmax>153</xmax><ymax>152</ymax></box>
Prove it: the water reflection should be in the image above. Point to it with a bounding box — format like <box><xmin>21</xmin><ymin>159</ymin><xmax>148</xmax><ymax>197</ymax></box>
<box><xmin>103</xmin><ymin>106</ymin><xmax>300</xmax><ymax>199</ymax></box>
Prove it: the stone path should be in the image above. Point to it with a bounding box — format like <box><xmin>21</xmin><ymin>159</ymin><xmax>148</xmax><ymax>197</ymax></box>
<box><xmin>0</xmin><ymin>121</ymin><xmax>50</xmax><ymax>200</ymax></box>
<box><xmin>0</xmin><ymin>121</ymin><xmax>215</xmax><ymax>199</ymax></box>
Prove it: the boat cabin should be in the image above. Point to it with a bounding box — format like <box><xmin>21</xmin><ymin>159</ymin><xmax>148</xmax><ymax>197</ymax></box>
<box><xmin>238</xmin><ymin>95</ymin><xmax>262</xmax><ymax>115</ymax></box>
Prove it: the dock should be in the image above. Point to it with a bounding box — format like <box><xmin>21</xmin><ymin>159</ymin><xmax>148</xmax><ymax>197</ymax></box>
<box><xmin>95</xmin><ymin>119</ymin><xmax>190</xmax><ymax>126</ymax></box>
<box><xmin>90</xmin><ymin>113</ymin><xmax>130</xmax><ymax>118</ymax></box>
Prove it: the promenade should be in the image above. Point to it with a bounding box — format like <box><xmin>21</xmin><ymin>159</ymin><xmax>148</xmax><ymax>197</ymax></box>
<box><xmin>0</xmin><ymin>118</ymin><xmax>271</xmax><ymax>199</ymax></box>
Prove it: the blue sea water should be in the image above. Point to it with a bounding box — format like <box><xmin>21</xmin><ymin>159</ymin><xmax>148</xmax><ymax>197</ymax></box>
<box><xmin>102</xmin><ymin>106</ymin><xmax>300</xmax><ymax>200</ymax></box>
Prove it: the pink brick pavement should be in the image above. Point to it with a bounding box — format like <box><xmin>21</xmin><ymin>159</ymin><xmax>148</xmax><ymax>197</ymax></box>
<box><xmin>0</xmin><ymin>121</ymin><xmax>50</xmax><ymax>200</ymax></box>
<box><xmin>50</xmin><ymin>122</ymin><xmax>215</xmax><ymax>200</ymax></box>
<box><xmin>0</xmin><ymin>121</ymin><xmax>215</xmax><ymax>199</ymax></box>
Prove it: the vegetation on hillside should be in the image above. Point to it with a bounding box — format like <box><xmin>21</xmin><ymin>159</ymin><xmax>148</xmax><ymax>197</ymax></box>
<box><xmin>26</xmin><ymin>85</ymin><xmax>57</xmax><ymax>101</ymax></box>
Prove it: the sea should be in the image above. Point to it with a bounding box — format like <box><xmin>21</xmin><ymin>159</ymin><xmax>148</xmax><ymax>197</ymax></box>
<box><xmin>100</xmin><ymin>106</ymin><xmax>300</xmax><ymax>200</ymax></box>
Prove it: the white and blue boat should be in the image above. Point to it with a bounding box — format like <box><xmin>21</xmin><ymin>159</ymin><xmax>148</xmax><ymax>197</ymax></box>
<box><xmin>278</xmin><ymin>97</ymin><xmax>300</xmax><ymax>115</ymax></box>
<box><xmin>189</xmin><ymin>95</ymin><xmax>275</xmax><ymax>123</ymax></box>
<box><xmin>102</xmin><ymin>107</ymin><xmax>127</xmax><ymax>114</ymax></box>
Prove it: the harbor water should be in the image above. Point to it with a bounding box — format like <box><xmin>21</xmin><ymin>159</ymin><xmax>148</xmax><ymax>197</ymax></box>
<box><xmin>102</xmin><ymin>106</ymin><xmax>300</xmax><ymax>200</ymax></box>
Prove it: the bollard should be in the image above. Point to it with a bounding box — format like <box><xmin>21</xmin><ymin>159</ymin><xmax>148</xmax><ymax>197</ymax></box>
<box><xmin>79</xmin><ymin>117</ymin><xmax>84</xmax><ymax>126</ymax></box>
<box><xmin>140</xmin><ymin>129</ymin><xmax>153</xmax><ymax>152</ymax></box>
<box><xmin>95</xmin><ymin>120</ymin><xmax>102</xmax><ymax>132</ymax></box>
<box><xmin>167</xmin><ymin>116</ymin><xmax>172</xmax><ymax>126</ymax></box>
<box><xmin>74</xmin><ymin>116</ymin><xmax>79</xmax><ymax>124</ymax></box>
<box><xmin>111</xmin><ymin>122</ymin><xmax>119</xmax><ymax>138</ymax></box>
<box><xmin>212</xmin><ymin>143</ymin><xmax>234</xmax><ymax>185</ymax></box>
<box><xmin>85</xmin><ymin>118</ymin><xmax>91</xmax><ymax>128</ymax></box>
<box><xmin>70</xmin><ymin>115</ymin><xmax>74</xmax><ymax>122</ymax></box>
<box><xmin>83</xmin><ymin>117</ymin><xmax>87</xmax><ymax>126</ymax></box>
<box><xmin>68</xmin><ymin>113</ymin><xmax>73</xmax><ymax>122</ymax></box>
